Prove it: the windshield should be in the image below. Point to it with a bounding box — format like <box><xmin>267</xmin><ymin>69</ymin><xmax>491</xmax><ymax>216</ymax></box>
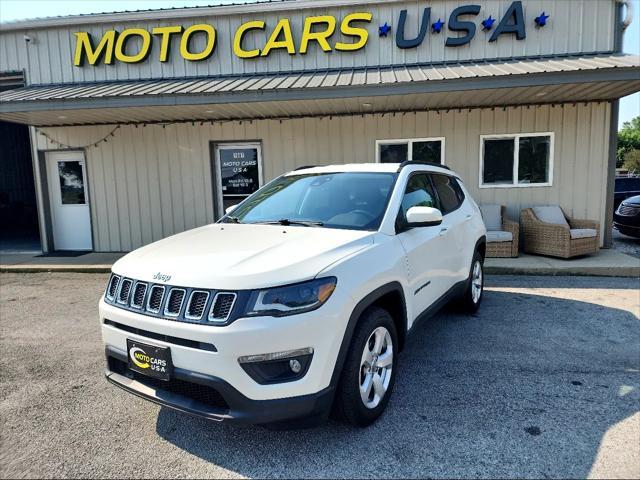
<box><xmin>223</xmin><ymin>172</ymin><xmax>397</xmax><ymax>231</ymax></box>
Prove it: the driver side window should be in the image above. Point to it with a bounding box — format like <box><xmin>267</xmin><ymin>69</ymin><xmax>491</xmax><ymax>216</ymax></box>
<box><xmin>397</xmin><ymin>174</ymin><xmax>439</xmax><ymax>231</ymax></box>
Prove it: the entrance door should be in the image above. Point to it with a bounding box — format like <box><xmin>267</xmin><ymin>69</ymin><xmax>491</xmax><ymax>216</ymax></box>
<box><xmin>45</xmin><ymin>151</ymin><xmax>92</xmax><ymax>251</ymax></box>
<box><xmin>214</xmin><ymin>143</ymin><xmax>263</xmax><ymax>218</ymax></box>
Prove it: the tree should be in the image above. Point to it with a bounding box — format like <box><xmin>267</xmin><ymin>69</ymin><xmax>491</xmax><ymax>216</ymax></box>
<box><xmin>618</xmin><ymin>116</ymin><xmax>640</xmax><ymax>168</ymax></box>
<box><xmin>623</xmin><ymin>149</ymin><xmax>640</xmax><ymax>173</ymax></box>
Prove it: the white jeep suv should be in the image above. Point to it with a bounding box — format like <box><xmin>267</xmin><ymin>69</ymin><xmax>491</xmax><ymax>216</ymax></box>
<box><xmin>100</xmin><ymin>162</ymin><xmax>486</xmax><ymax>427</ymax></box>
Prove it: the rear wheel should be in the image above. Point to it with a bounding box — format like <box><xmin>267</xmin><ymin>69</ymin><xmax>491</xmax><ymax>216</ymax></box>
<box><xmin>460</xmin><ymin>251</ymin><xmax>484</xmax><ymax>313</ymax></box>
<box><xmin>334</xmin><ymin>306</ymin><xmax>397</xmax><ymax>427</ymax></box>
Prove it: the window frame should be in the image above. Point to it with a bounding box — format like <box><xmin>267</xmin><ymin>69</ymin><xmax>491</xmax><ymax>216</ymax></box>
<box><xmin>376</xmin><ymin>137</ymin><xmax>446</xmax><ymax>165</ymax></box>
<box><xmin>479</xmin><ymin>132</ymin><xmax>554</xmax><ymax>189</ymax></box>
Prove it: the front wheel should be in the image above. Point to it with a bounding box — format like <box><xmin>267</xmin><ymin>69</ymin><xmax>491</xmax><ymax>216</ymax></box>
<box><xmin>460</xmin><ymin>251</ymin><xmax>484</xmax><ymax>313</ymax></box>
<box><xmin>334</xmin><ymin>306</ymin><xmax>397</xmax><ymax>427</ymax></box>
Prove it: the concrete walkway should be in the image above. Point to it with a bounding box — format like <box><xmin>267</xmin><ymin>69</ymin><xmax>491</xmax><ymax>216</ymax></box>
<box><xmin>1</xmin><ymin>249</ymin><xmax>638</xmax><ymax>277</ymax></box>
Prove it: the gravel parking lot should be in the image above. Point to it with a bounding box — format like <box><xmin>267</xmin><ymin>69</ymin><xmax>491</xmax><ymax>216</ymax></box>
<box><xmin>0</xmin><ymin>273</ymin><xmax>638</xmax><ymax>479</ymax></box>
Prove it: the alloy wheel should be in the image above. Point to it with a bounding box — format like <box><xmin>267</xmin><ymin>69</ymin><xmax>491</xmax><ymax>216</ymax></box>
<box><xmin>359</xmin><ymin>326</ymin><xmax>393</xmax><ymax>409</ymax></box>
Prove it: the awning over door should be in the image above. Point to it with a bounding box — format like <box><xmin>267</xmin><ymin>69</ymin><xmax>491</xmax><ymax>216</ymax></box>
<box><xmin>1</xmin><ymin>54</ymin><xmax>638</xmax><ymax>126</ymax></box>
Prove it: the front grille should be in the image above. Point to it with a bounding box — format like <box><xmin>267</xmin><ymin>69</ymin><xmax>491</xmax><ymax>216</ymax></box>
<box><xmin>146</xmin><ymin>286</ymin><xmax>165</xmax><ymax>313</ymax></box>
<box><xmin>107</xmin><ymin>356</ymin><xmax>228</xmax><ymax>411</ymax></box>
<box><xmin>209</xmin><ymin>293</ymin><xmax>236</xmax><ymax>322</ymax></box>
<box><xmin>104</xmin><ymin>276</ymin><xmax>239</xmax><ymax>326</ymax></box>
<box><xmin>618</xmin><ymin>204</ymin><xmax>640</xmax><ymax>216</ymax></box>
<box><xmin>164</xmin><ymin>289</ymin><xmax>186</xmax><ymax>317</ymax></box>
<box><xmin>131</xmin><ymin>282</ymin><xmax>147</xmax><ymax>309</ymax></box>
<box><xmin>106</xmin><ymin>275</ymin><xmax>120</xmax><ymax>300</ymax></box>
<box><xmin>117</xmin><ymin>279</ymin><xmax>133</xmax><ymax>304</ymax></box>
<box><xmin>186</xmin><ymin>291</ymin><xmax>209</xmax><ymax>319</ymax></box>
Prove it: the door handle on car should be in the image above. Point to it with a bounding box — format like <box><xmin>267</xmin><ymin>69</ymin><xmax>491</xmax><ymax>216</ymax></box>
<box><xmin>465</xmin><ymin>214</ymin><xmax>473</xmax><ymax>222</ymax></box>
<box><xmin>439</xmin><ymin>226</ymin><xmax>449</xmax><ymax>236</ymax></box>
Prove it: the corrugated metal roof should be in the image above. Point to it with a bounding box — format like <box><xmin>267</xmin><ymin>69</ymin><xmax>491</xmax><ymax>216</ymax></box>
<box><xmin>2</xmin><ymin>54</ymin><xmax>638</xmax><ymax>104</ymax></box>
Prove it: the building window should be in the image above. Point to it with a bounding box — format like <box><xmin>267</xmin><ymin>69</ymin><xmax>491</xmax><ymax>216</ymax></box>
<box><xmin>377</xmin><ymin>138</ymin><xmax>445</xmax><ymax>165</ymax></box>
<box><xmin>480</xmin><ymin>133</ymin><xmax>554</xmax><ymax>188</ymax></box>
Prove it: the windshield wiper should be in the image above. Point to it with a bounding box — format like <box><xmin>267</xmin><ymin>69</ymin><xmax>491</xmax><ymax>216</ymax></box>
<box><xmin>225</xmin><ymin>216</ymin><xmax>242</xmax><ymax>224</ymax></box>
<box><xmin>256</xmin><ymin>219</ymin><xmax>324</xmax><ymax>227</ymax></box>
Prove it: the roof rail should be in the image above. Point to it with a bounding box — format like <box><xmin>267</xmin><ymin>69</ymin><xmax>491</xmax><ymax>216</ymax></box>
<box><xmin>294</xmin><ymin>165</ymin><xmax>317</xmax><ymax>171</ymax></box>
<box><xmin>396</xmin><ymin>161</ymin><xmax>451</xmax><ymax>172</ymax></box>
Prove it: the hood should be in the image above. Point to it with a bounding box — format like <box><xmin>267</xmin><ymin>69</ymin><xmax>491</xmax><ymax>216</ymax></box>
<box><xmin>112</xmin><ymin>223</ymin><xmax>374</xmax><ymax>290</ymax></box>
<box><xmin>622</xmin><ymin>195</ymin><xmax>640</xmax><ymax>206</ymax></box>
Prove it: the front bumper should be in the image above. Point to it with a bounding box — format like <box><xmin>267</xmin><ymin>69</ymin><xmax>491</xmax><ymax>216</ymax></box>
<box><xmin>100</xmin><ymin>286</ymin><xmax>353</xmax><ymax>422</ymax></box>
<box><xmin>105</xmin><ymin>346</ymin><xmax>334</xmax><ymax>424</ymax></box>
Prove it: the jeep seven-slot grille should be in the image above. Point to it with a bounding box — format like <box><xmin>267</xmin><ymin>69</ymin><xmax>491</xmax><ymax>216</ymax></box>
<box><xmin>147</xmin><ymin>285</ymin><xmax>165</xmax><ymax>313</ymax></box>
<box><xmin>186</xmin><ymin>291</ymin><xmax>209</xmax><ymax>319</ymax></box>
<box><xmin>131</xmin><ymin>282</ymin><xmax>147</xmax><ymax>309</ymax></box>
<box><xmin>106</xmin><ymin>275</ymin><xmax>120</xmax><ymax>300</ymax></box>
<box><xmin>117</xmin><ymin>279</ymin><xmax>133</xmax><ymax>304</ymax></box>
<box><xmin>209</xmin><ymin>293</ymin><xmax>236</xmax><ymax>322</ymax></box>
<box><xmin>104</xmin><ymin>274</ymin><xmax>239</xmax><ymax>325</ymax></box>
<box><xmin>164</xmin><ymin>289</ymin><xmax>186</xmax><ymax>316</ymax></box>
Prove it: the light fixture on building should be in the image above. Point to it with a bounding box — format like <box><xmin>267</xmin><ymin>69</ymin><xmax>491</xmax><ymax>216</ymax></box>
<box><xmin>57</xmin><ymin>115</ymin><xmax>68</xmax><ymax>119</ymax></box>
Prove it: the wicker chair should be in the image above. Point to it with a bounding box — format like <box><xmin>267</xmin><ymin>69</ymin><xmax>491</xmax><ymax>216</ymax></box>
<box><xmin>520</xmin><ymin>206</ymin><xmax>600</xmax><ymax>259</ymax></box>
<box><xmin>480</xmin><ymin>205</ymin><xmax>519</xmax><ymax>258</ymax></box>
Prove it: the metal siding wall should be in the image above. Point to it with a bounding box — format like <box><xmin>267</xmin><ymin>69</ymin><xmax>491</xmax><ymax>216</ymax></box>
<box><xmin>1</xmin><ymin>0</ymin><xmax>616</xmax><ymax>86</ymax></box>
<box><xmin>34</xmin><ymin>102</ymin><xmax>609</xmax><ymax>252</ymax></box>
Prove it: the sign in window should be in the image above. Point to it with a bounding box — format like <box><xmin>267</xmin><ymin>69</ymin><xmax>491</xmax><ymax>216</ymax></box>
<box><xmin>214</xmin><ymin>143</ymin><xmax>263</xmax><ymax>218</ymax></box>
<box><xmin>481</xmin><ymin>133</ymin><xmax>553</xmax><ymax>188</ymax></box>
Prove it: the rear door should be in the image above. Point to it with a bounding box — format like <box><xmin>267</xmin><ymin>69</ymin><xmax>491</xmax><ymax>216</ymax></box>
<box><xmin>396</xmin><ymin>173</ymin><xmax>451</xmax><ymax>319</ymax></box>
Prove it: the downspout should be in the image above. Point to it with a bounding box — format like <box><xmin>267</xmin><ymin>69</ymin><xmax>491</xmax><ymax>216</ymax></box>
<box><xmin>604</xmin><ymin>0</ymin><xmax>631</xmax><ymax>248</ymax></box>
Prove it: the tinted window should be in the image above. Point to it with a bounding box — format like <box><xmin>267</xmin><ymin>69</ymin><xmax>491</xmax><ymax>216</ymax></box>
<box><xmin>431</xmin><ymin>174</ymin><xmax>464</xmax><ymax>214</ymax></box>
<box><xmin>379</xmin><ymin>144</ymin><xmax>408</xmax><ymax>163</ymax></box>
<box><xmin>483</xmin><ymin>139</ymin><xmax>514</xmax><ymax>184</ymax></box>
<box><xmin>226</xmin><ymin>172</ymin><xmax>396</xmax><ymax>231</ymax></box>
<box><xmin>396</xmin><ymin>174</ymin><xmax>439</xmax><ymax>230</ymax></box>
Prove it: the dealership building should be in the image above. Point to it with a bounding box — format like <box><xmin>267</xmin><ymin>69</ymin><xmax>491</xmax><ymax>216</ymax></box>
<box><xmin>0</xmin><ymin>0</ymin><xmax>638</xmax><ymax>253</ymax></box>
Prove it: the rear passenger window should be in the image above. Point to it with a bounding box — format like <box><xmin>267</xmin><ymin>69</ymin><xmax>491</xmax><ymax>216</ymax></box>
<box><xmin>431</xmin><ymin>174</ymin><xmax>465</xmax><ymax>214</ymax></box>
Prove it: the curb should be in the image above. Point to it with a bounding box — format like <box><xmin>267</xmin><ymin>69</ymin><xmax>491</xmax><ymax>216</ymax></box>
<box><xmin>0</xmin><ymin>265</ymin><xmax>112</xmax><ymax>273</ymax></box>
<box><xmin>484</xmin><ymin>265</ymin><xmax>640</xmax><ymax>278</ymax></box>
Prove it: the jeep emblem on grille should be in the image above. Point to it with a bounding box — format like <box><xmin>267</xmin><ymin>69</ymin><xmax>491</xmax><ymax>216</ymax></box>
<box><xmin>153</xmin><ymin>272</ymin><xmax>172</xmax><ymax>283</ymax></box>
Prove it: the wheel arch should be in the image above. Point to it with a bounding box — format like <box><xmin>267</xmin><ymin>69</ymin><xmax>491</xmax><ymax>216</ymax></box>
<box><xmin>330</xmin><ymin>282</ymin><xmax>407</xmax><ymax>387</ymax></box>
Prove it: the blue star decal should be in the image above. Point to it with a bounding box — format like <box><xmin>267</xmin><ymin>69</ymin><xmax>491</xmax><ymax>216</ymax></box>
<box><xmin>379</xmin><ymin>22</ymin><xmax>391</xmax><ymax>37</ymax></box>
<box><xmin>535</xmin><ymin>12</ymin><xmax>550</xmax><ymax>27</ymax></box>
<box><xmin>481</xmin><ymin>16</ymin><xmax>496</xmax><ymax>30</ymax></box>
<box><xmin>432</xmin><ymin>18</ymin><xmax>445</xmax><ymax>34</ymax></box>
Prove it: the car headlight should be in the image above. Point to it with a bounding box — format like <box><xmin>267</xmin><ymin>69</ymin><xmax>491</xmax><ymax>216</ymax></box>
<box><xmin>243</xmin><ymin>277</ymin><xmax>337</xmax><ymax>317</ymax></box>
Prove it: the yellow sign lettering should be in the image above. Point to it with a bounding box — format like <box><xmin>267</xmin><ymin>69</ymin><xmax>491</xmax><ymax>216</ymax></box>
<box><xmin>180</xmin><ymin>24</ymin><xmax>216</xmax><ymax>61</ymax></box>
<box><xmin>335</xmin><ymin>12</ymin><xmax>372</xmax><ymax>52</ymax></box>
<box><xmin>234</xmin><ymin>20</ymin><xmax>265</xmax><ymax>59</ymax></box>
<box><xmin>261</xmin><ymin>18</ymin><xmax>296</xmax><ymax>57</ymax></box>
<box><xmin>73</xmin><ymin>31</ymin><xmax>116</xmax><ymax>66</ymax></box>
<box><xmin>152</xmin><ymin>26</ymin><xmax>183</xmax><ymax>62</ymax></box>
<box><xmin>115</xmin><ymin>28</ymin><xmax>151</xmax><ymax>63</ymax></box>
<box><xmin>300</xmin><ymin>15</ymin><xmax>337</xmax><ymax>54</ymax></box>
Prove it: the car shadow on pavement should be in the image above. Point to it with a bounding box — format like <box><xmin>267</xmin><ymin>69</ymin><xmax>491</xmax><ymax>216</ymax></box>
<box><xmin>156</xmin><ymin>288</ymin><xmax>639</xmax><ymax>479</ymax></box>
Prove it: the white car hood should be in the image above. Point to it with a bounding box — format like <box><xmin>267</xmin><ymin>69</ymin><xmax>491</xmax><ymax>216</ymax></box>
<box><xmin>112</xmin><ymin>223</ymin><xmax>374</xmax><ymax>290</ymax></box>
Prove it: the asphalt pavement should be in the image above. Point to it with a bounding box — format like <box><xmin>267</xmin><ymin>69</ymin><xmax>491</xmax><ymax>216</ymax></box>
<box><xmin>0</xmin><ymin>273</ymin><xmax>638</xmax><ymax>479</ymax></box>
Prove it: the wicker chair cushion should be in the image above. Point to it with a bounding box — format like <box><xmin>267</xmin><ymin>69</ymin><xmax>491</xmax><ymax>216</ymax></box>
<box><xmin>487</xmin><ymin>231</ymin><xmax>513</xmax><ymax>243</ymax></box>
<box><xmin>532</xmin><ymin>206</ymin><xmax>568</xmax><ymax>226</ymax></box>
<box><xmin>570</xmin><ymin>228</ymin><xmax>598</xmax><ymax>239</ymax></box>
<box><xmin>480</xmin><ymin>205</ymin><xmax>502</xmax><ymax>231</ymax></box>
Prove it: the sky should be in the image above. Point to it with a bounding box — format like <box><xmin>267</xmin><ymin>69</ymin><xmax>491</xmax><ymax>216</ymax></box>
<box><xmin>1</xmin><ymin>0</ymin><xmax>638</xmax><ymax>129</ymax></box>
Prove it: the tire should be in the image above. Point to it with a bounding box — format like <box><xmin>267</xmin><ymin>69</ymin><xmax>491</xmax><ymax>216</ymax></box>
<box><xmin>460</xmin><ymin>251</ymin><xmax>484</xmax><ymax>314</ymax></box>
<box><xmin>334</xmin><ymin>306</ymin><xmax>398</xmax><ymax>427</ymax></box>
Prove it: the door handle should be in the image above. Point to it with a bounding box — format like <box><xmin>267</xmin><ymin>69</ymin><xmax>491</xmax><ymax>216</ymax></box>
<box><xmin>439</xmin><ymin>227</ymin><xmax>449</xmax><ymax>236</ymax></box>
<box><xmin>465</xmin><ymin>214</ymin><xmax>472</xmax><ymax>222</ymax></box>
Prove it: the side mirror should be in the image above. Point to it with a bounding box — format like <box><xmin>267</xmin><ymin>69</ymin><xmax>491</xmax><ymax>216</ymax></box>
<box><xmin>225</xmin><ymin>204</ymin><xmax>238</xmax><ymax>215</ymax></box>
<box><xmin>406</xmin><ymin>206</ymin><xmax>443</xmax><ymax>227</ymax></box>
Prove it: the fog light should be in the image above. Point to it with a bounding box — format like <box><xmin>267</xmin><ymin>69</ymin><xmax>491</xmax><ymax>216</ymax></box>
<box><xmin>289</xmin><ymin>359</ymin><xmax>302</xmax><ymax>373</ymax></box>
<box><xmin>238</xmin><ymin>348</ymin><xmax>313</xmax><ymax>385</ymax></box>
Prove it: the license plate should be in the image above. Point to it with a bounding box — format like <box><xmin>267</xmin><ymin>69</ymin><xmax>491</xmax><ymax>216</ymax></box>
<box><xmin>127</xmin><ymin>339</ymin><xmax>173</xmax><ymax>381</ymax></box>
